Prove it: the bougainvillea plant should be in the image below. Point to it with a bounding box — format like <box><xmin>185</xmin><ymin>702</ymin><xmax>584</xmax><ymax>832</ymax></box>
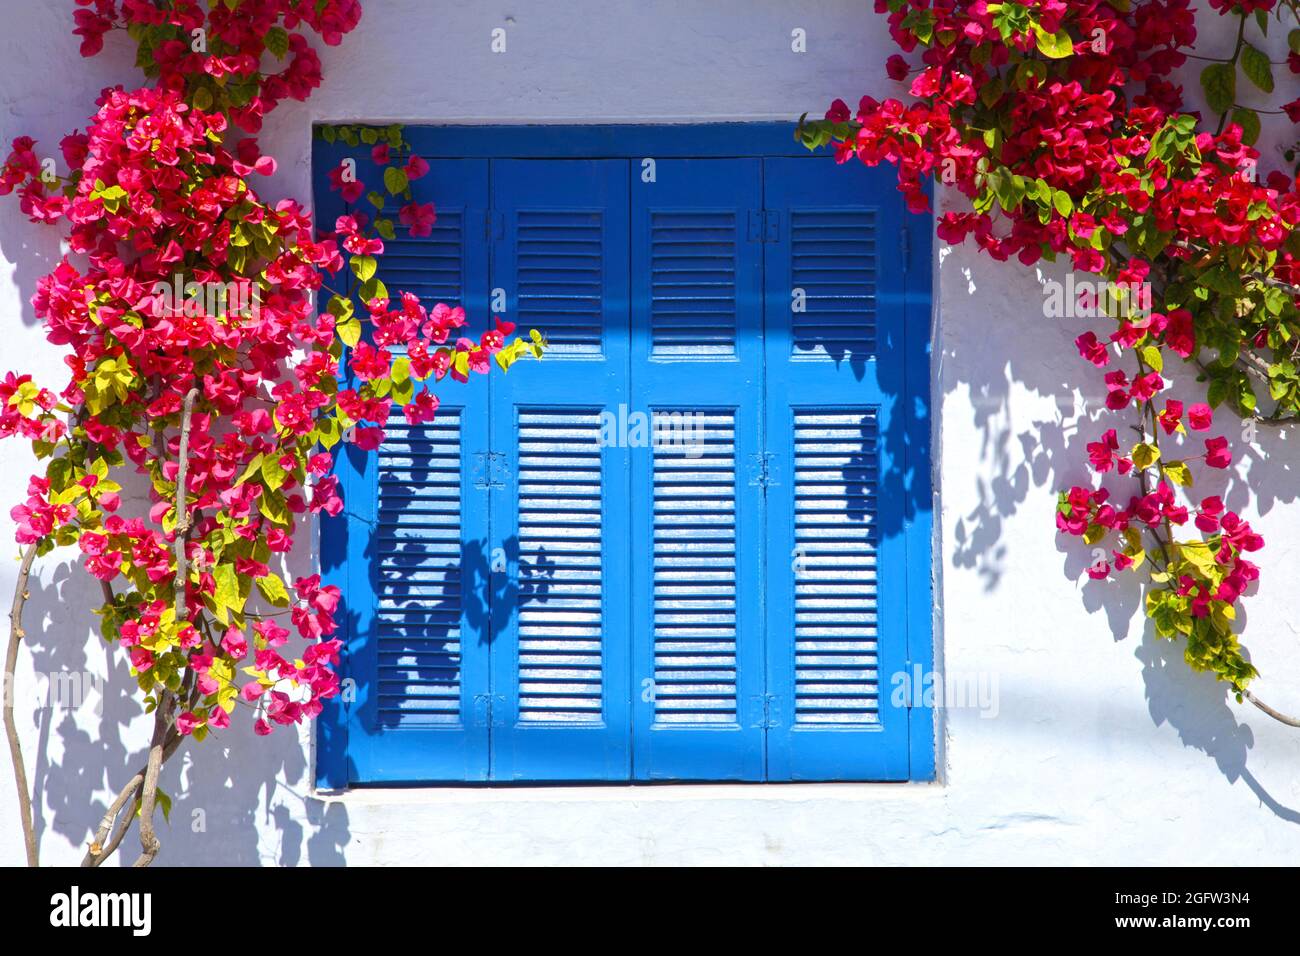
<box><xmin>800</xmin><ymin>0</ymin><xmax>1300</xmax><ymax>725</ymax></box>
<box><xmin>0</xmin><ymin>0</ymin><xmax>542</xmax><ymax>867</ymax></box>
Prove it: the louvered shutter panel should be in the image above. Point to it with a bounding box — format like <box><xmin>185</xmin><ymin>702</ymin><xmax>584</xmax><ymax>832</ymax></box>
<box><xmin>320</xmin><ymin>157</ymin><xmax>492</xmax><ymax>784</ymax></box>
<box><xmin>628</xmin><ymin>159</ymin><xmax>766</xmax><ymax>779</ymax></box>
<box><xmin>488</xmin><ymin>160</ymin><xmax>633</xmax><ymax>780</ymax></box>
<box><xmin>762</xmin><ymin>156</ymin><xmax>913</xmax><ymax>780</ymax></box>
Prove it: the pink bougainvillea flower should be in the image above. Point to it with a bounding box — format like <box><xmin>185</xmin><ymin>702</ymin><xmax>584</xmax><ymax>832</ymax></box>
<box><xmin>404</xmin><ymin>154</ymin><xmax>430</xmax><ymax>181</ymax></box>
<box><xmin>1157</xmin><ymin>400</ymin><xmax>1183</xmax><ymax>435</ymax></box>
<box><xmin>1195</xmin><ymin>496</ymin><xmax>1225</xmax><ymax>534</ymax></box>
<box><xmin>222</xmin><ymin>626</ymin><xmax>249</xmax><ymax>660</ymax></box>
<box><xmin>1204</xmin><ymin>437</ymin><xmax>1232</xmax><ymax>469</ymax></box>
<box><xmin>403</xmin><ymin>389</ymin><xmax>440</xmax><ymax>425</ymax></box>
<box><xmin>399</xmin><ymin>201</ymin><xmax>436</xmax><ymax>237</ymax></box>
<box><xmin>129</xmin><ymin>647</ymin><xmax>154</xmax><ymax>673</ymax></box>
<box><xmin>1074</xmin><ymin>331</ymin><xmax>1109</xmax><ymax>367</ymax></box>
<box><xmin>175</xmin><ymin>712</ymin><xmax>201</xmax><ymax>736</ymax></box>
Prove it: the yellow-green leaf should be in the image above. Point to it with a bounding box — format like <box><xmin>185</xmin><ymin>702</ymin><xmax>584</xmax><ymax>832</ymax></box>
<box><xmin>350</xmin><ymin>255</ymin><xmax>377</xmax><ymax>282</ymax></box>
<box><xmin>1033</xmin><ymin>25</ymin><xmax>1074</xmax><ymax>59</ymax></box>
<box><xmin>1164</xmin><ymin>461</ymin><xmax>1192</xmax><ymax>487</ymax></box>
<box><xmin>1131</xmin><ymin>442</ymin><xmax>1160</xmax><ymax>469</ymax></box>
<box><xmin>336</xmin><ymin>317</ymin><xmax>362</xmax><ymax>348</ymax></box>
<box><xmin>256</xmin><ymin>572</ymin><xmax>290</xmax><ymax>607</ymax></box>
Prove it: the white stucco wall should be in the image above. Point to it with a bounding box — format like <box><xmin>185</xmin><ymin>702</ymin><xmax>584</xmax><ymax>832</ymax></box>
<box><xmin>2</xmin><ymin>0</ymin><xmax>1299</xmax><ymax>866</ymax></box>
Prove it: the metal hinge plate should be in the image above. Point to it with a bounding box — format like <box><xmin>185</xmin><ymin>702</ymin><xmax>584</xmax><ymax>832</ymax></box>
<box><xmin>747</xmin><ymin>452</ymin><xmax>778</xmax><ymax>489</ymax></box>
<box><xmin>472</xmin><ymin>451</ymin><xmax>510</xmax><ymax>489</ymax></box>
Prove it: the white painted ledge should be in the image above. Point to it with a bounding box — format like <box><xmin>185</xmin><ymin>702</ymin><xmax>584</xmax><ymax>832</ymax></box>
<box><xmin>313</xmin><ymin>781</ymin><xmax>945</xmax><ymax>806</ymax></box>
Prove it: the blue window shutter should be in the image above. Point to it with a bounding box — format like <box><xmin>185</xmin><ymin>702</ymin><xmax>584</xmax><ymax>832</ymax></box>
<box><xmin>628</xmin><ymin>159</ymin><xmax>766</xmax><ymax>779</ymax></box>
<box><xmin>488</xmin><ymin>160</ymin><xmax>633</xmax><ymax>780</ymax></box>
<box><xmin>321</xmin><ymin>157</ymin><xmax>492</xmax><ymax>784</ymax></box>
<box><xmin>761</xmin><ymin>156</ymin><xmax>912</xmax><ymax>781</ymax></box>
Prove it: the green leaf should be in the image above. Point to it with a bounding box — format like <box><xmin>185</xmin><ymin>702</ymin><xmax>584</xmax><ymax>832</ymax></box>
<box><xmin>264</xmin><ymin>26</ymin><xmax>290</xmax><ymax>60</ymax></box>
<box><xmin>255</xmin><ymin>572</ymin><xmax>290</xmax><ymax>607</ymax></box>
<box><xmin>1131</xmin><ymin>442</ymin><xmax>1160</xmax><ymax>470</ymax></box>
<box><xmin>315</xmin><ymin>416</ymin><xmax>341</xmax><ymax>450</ymax></box>
<box><xmin>1230</xmin><ymin>107</ymin><xmax>1261</xmax><ymax>146</ymax></box>
<box><xmin>236</xmin><ymin>453</ymin><xmax>266</xmax><ymax>487</ymax></box>
<box><xmin>375</xmin><ymin>218</ymin><xmax>396</xmax><ymax>241</ymax></box>
<box><xmin>350</xmin><ymin>255</ymin><xmax>377</xmax><ymax>282</ymax></box>
<box><xmin>358</xmin><ymin>278</ymin><xmax>388</xmax><ymax>303</ymax></box>
<box><xmin>1033</xmin><ymin>25</ymin><xmax>1075</xmax><ymax>59</ymax></box>
<box><xmin>336</xmin><ymin>317</ymin><xmax>362</xmax><ymax>347</ymax></box>
<box><xmin>1178</xmin><ymin>540</ymin><xmax>1219</xmax><ymax>579</ymax></box>
<box><xmin>1140</xmin><ymin>345</ymin><xmax>1163</xmax><ymax>373</ymax></box>
<box><xmin>384</xmin><ymin>166</ymin><xmax>409</xmax><ymax>196</ymax></box>
<box><xmin>1164</xmin><ymin>461</ymin><xmax>1193</xmax><ymax>487</ymax></box>
<box><xmin>1206</xmin><ymin>376</ymin><xmax>1229</xmax><ymax>409</ymax></box>
<box><xmin>259</xmin><ymin>454</ymin><xmax>287</xmax><ymax>492</ymax></box>
<box><xmin>391</xmin><ymin>356</ymin><xmax>411</xmax><ymax>384</ymax></box>
<box><xmin>1289</xmin><ymin>29</ymin><xmax>1300</xmax><ymax>55</ymax></box>
<box><xmin>326</xmin><ymin>294</ymin><xmax>355</xmax><ymax>321</ymax></box>
<box><xmin>258</xmin><ymin>491</ymin><xmax>290</xmax><ymax>527</ymax></box>
<box><xmin>1200</xmin><ymin>62</ymin><xmax>1235</xmax><ymax>115</ymax></box>
<box><xmin>213</xmin><ymin>563</ymin><xmax>240</xmax><ymax>624</ymax></box>
<box><xmin>1239</xmin><ymin>43</ymin><xmax>1273</xmax><ymax>94</ymax></box>
<box><xmin>1051</xmin><ymin>189</ymin><xmax>1073</xmax><ymax>218</ymax></box>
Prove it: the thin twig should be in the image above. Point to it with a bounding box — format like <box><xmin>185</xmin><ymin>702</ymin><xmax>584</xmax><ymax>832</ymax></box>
<box><xmin>1242</xmin><ymin>689</ymin><xmax>1300</xmax><ymax>727</ymax></box>
<box><xmin>4</xmin><ymin>542</ymin><xmax>40</xmax><ymax>867</ymax></box>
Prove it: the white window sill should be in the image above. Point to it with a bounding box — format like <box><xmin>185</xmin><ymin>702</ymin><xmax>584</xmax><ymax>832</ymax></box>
<box><xmin>313</xmin><ymin>780</ymin><xmax>944</xmax><ymax>805</ymax></box>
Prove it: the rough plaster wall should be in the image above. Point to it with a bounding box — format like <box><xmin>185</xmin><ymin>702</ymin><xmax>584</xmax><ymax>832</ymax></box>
<box><xmin>0</xmin><ymin>0</ymin><xmax>1298</xmax><ymax>866</ymax></box>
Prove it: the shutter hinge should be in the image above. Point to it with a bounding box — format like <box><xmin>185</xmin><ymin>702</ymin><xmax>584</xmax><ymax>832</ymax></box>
<box><xmin>747</xmin><ymin>210</ymin><xmax>780</xmax><ymax>243</ymax></box>
<box><xmin>899</xmin><ymin>225</ymin><xmax>911</xmax><ymax>273</ymax></box>
<box><xmin>473</xmin><ymin>694</ymin><xmax>509</xmax><ymax>727</ymax></box>
<box><xmin>749</xmin><ymin>694</ymin><xmax>781</xmax><ymax>728</ymax></box>
<box><xmin>485</xmin><ymin>210</ymin><xmax>504</xmax><ymax>240</ymax></box>
<box><xmin>747</xmin><ymin>452</ymin><xmax>777</xmax><ymax>490</ymax></box>
<box><xmin>472</xmin><ymin>451</ymin><xmax>509</xmax><ymax>490</ymax></box>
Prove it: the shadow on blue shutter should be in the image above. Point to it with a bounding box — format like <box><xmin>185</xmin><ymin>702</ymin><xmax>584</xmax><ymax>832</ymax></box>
<box><xmin>317</xmin><ymin>127</ymin><xmax>934</xmax><ymax>787</ymax></box>
<box><xmin>488</xmin><ymin>160</ymin><xmax>633</xmax><ymax>780</ymax></box>
<box><xmin>629</xmin><ymin>159</ymin><xmax>766</xmax><ymax>780</ymax></box>
<box><xmin>319</xmin><ymin>156</ymin><xmax>492</xmax><ymax>784</ymax></box>
<box><xmin>762</xmin><ymin>156</ymin><xmax>919</xmax><ymax>781</ymax></box>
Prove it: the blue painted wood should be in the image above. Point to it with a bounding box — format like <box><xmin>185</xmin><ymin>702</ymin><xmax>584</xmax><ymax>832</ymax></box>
<box><xmin>628</xmin><ymin>159</ymin><xmax>766</xmax><ymax>780</ymax></box>
<box><xmin>317</xmin><ymin>125</ymin><xmax>935</xmax><ymax>786</ymax></box>
<box><xmin>320</xmin><ymin>156</ymin><xmax>492</xmax><ymax>784</ymax></box>
<box><xmin>487</xmin><ymin>160</ymin><xmax>634</xmax><ymax>780</ymax></box>
<box><xmin>386</xmin><ymin>124</ymin><xmax>811</xmax><ymax>159</ymax></box>
<box><xmin>761</xmin><ymin>156</ymin><xmax>913</xmax><ymax>781</ymax></box>
<box><xmin>903</xmin><ymin>184</ymin><xmax>936</xmax><ymax>783</ymax></box>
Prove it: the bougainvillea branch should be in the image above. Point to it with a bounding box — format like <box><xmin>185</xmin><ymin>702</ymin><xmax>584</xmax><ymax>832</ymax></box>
<box><xmin>801</xmin><ymin>0</ymin><xmax>1300</xmax><ymax>721</ymax></box>
<box><xmin>0</xmin><ymin>0</ymin><xmax>545</xmax><ymax>865</ymax></box>
<box><xmin>4</xmin><ymin>542</ymin><xmax>40</xmax><ymax>867</ymax></box>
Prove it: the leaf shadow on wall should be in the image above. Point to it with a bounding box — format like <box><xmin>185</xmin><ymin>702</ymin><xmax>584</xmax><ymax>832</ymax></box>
<box><xmin>940</xmin><ymin>242</ymin><xmax>1300</xmax><ymax>825</ymax></box>
<box><xmin>22</xmin><ymin>555</ymin><xmax>351</xmax><ymax>866</ymax></box>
